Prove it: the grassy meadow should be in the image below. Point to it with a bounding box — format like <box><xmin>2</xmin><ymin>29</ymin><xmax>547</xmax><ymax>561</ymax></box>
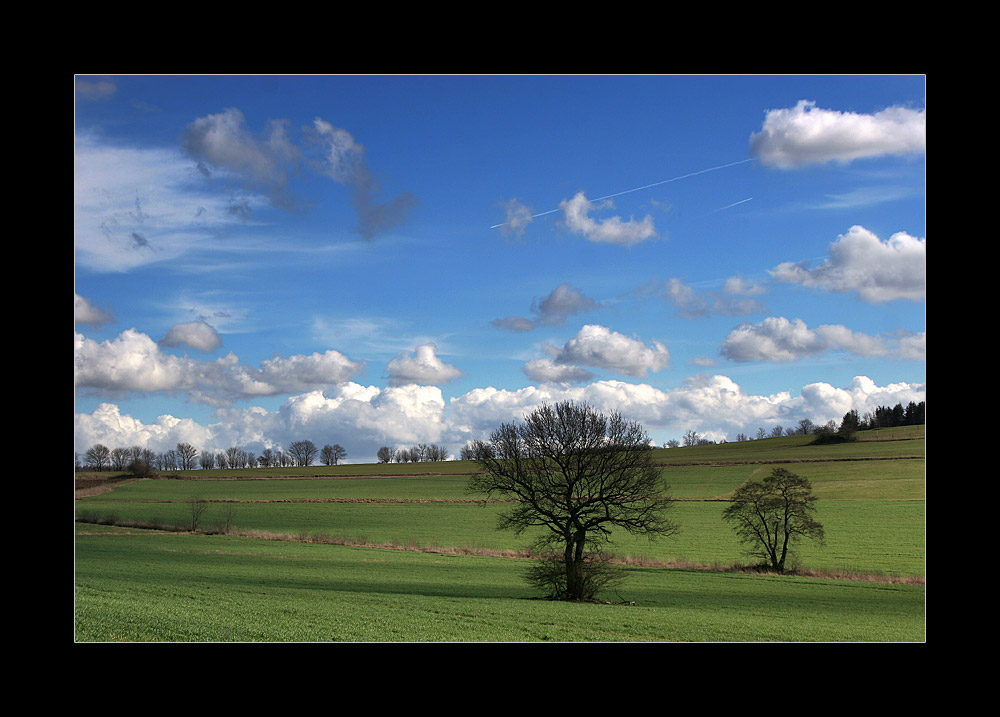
<box><xmin>74</xmin><ymin>427</ymin><xmax>925</xmax><ymax>642</ymax></box>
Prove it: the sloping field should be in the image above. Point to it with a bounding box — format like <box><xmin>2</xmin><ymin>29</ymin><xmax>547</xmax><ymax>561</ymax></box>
<box><xmin>74</xmin><ymin>526</ymin><xmax>924</xmax><ymax>642</ymax></box>
<box><xmin>74</xmin><ymin>428</ymin><xmax>925</xmax><ymax>642</ymax></box>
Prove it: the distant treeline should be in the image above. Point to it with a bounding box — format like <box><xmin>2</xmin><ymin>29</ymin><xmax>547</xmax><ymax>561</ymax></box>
<box><xmin>376</xmin><ymin>444</ymin><xmax>450</xmax><ymax>463</ymax></box>
<box><xmin>75</xmin><ymin>401</ymin><xmax>926</xmax><ymax>472</ymax></box>
<box><xmin>77</xmin><ymin>439</ymin><xmax>348</xmax><ymax>473</ymax></box>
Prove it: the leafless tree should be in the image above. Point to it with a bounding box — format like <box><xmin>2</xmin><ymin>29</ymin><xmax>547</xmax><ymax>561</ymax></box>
<box><xmin>321</xmin><ymin>444</ymin><xmax>347</xmax><ymax>465</ymax></box>
<box><xmin>127</xmin><ymin>448</ymin><xmax>156</xmax><ymax>477</ymax></box>
<box><xmin>199</xmin><ymin>451</ymin><xmax>216</xmax><ymax>470</ymax></box>
<box><xmin>288</xmin><ymin>440</ymin><xmax>318</xmax><ymax>467</ymax></box>
<box><xmin>225</xmin><ymin>446</ymin><xmax>245</xmax><ymax>469</ymax></box>
<box><xmin>460</xmin><ymin>441</ymin><xmax>493</xmax><ymax>460</ymax></box>
<box><xmin>468</xmin><ymin>401</ymin><xmax>679</xmax><ymax>601</ymax></box>
<box><xmin>85</xmin><ymin>444</ymin><xmax>110</xmax><ymax>471</ymax></box>
<box><xmin>189</xmin><ymin>496</ymin><xmax>208</xmax><ymax>531</ymax></box>
<box><xmin>176</xmin><ymin>442</ymin><xmax>198</xmax><ymax>470</ymax></box>
<box><xmin>110</xmin><ymin>447</ymin><xmax>131</xmax><ymax>471</ymax></box>
<box><xmin>377</xmin><ymin>446</ymin><xmax>396</xmax><ymax>463</ymax></box>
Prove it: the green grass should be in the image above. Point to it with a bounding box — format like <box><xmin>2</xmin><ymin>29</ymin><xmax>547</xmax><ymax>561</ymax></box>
<box><xmin>75</xmin><ymin>526</ymin><xmax>924</xmax><ymax>642</ymax></box>
<box><xmin>75</xmin><ymin>427</ymin><xmax>926</xmax><ymax>641</ymax></box>
<box><xmin>75</xmin><ymin>496</ymin><xmax>924</xmax><ymax>578</ymax></box>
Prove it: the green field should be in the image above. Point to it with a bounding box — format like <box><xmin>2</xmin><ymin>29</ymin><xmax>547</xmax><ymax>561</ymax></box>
<box><xmin>74</xmin><ymin>428</ymin><xmax>926</xmax><ymax>642</ymax></box>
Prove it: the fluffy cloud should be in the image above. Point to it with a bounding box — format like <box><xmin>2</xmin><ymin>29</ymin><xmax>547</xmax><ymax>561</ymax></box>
<box><xmin>257</xmin><ymin>351</ymin><xmax>367</xmax><ymax>394</ymax></box>
<box><xmin>75</xmin><ymin>294</ymin><xmax>116</xmax><ymax>327</ymax></box>
<box><xmin>720</xmin><ymin>316</ymin><xmax>925</xmax><ymax>363</ymax></box>
<box><xmin>771</xmin><ymin>225</ymin><xmax>925</xmax><ymax>303</ymax></box>
<box><xmin>750</xmin><ymin>100</ymin><xmax>926</xmax><ymax>168</ymax></box>
<box><xmin>74</xmin><ymin>329</ymin><xmax>365</xmax><ymax>406</ymax></box>
<box><xmin>554</xmin><ymin>324</ymin><xmax>670</xmax><ymax>377</ymax></box>
<box><xmin>76</xmin><ymin>375</ymin><xmax>925</xmax><ymax>461</ymax></box>
<box><xmin>385</xmin><ymin>344</ymin><xmax>463</xmax><ymax>387</ymax></box>
<box><xmin>278</xmin><ymin>383</ymin><xmax>448</xmax><ymax>447</ymax></box>
<box><xmin>75</xmin><ymin>402</ymin><xmax>213</xmax><ymax>453</ymax></box>
<box><xmin>559</xmin><ymin>192</ymin><xmax>656</xmax><ymax>246</ymax></box>
<box><xmin>160</xmin><ymin>321</ymin><xmax>223</xmax><ymax>352</ymax></box>
<box><xmin>76</xmin><ymin>383</ymin><xmax>450</xmax><ymax>462</ymax></box>
<box><xmin>493</xmin><ymin>283</ymin><xmax>598</xmax><ymax>331</ymax></box>
<box><xmin>448</xmin><ymin>374</ymin><xmax>923</xmax><ymax>444</ymax></box>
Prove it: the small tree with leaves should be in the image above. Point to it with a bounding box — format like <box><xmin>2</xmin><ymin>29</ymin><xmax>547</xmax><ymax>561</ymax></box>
<box><xmin>722</xmin><ymin>468</ymin><xmax>824</xmax><ymax>573</ymax></box>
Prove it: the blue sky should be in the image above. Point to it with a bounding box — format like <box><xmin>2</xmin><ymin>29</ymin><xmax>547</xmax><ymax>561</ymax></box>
<box><xmin>74</xmin><ymin>74</ymin><xmax>925</xmax><ymax>463</ymax></box>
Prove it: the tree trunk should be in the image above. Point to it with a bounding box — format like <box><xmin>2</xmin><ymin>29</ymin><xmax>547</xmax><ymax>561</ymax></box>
<box><xmin>564</xmin><ymin>530</ymin><xmax>588</xmax><ymax>600</ymax></box>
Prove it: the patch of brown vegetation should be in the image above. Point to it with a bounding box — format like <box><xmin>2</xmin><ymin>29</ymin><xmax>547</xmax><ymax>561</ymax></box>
<box><xmin>74</xmin><ymin>475</ymin><xmax>144</xmax><ymax>498</ymax></box>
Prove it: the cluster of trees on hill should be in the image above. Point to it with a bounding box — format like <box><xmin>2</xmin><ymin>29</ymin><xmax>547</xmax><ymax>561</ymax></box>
<box><xmin>376</xmin><ymin>444</ymin><xmax>450</xmax><ymax>463</ymax></box>
<box><xmin>78</xmin><ymin>438</ymin><xmax>349</xmax><ymax>473</ymax></box>
<box><xmin>669</xmin><ymin>401</ymin><xmax>925</xmax><ymax>448</ymax></box>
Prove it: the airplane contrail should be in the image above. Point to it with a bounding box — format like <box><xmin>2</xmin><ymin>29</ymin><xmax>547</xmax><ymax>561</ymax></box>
<box><xmin>707</xmin><ymin>197</ymin><xmax>753</xmax><ymax>214</ymax></box>
<box><xmin>490</xmin><ymin>158</ymin><xmax>755</xmax><ymax>229</ymax></box>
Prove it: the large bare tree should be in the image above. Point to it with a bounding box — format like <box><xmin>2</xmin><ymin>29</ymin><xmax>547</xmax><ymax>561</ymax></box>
<box><xmin>468</xmin><ymin>401</ymin><xmax>678</xmax><ymax>601</ymax></box>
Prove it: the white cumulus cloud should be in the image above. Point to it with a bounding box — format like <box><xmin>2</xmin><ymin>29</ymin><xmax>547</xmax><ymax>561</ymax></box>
<box><xmin>559</xmin><ymin>192</ymin><xmax>656</xmax><ymax>246</ymax></box>
<box><xmin>721</xmin><ymin>317</ymin><xmax>925</xmax><ymax>363</ymax></box>
<box><xmin>75</xmin><ymin>294</ymin><xmax>116</xmax><ymax>327</ymax></box>
<box><xmin>385</xmin><ymin>344</ymin><xmax>463</xmax><ymax>387</ymax></box>
<box><xmin>75</xmin><ymin>329</ymin><xmax>365</xmax><ymax>406</ymax></box>
<box><xmin>750</xmin><ymin>100</ymin><xmax>926</xmax><ymax>168</ymax></box>
<box><xmin>770</xmin><ymin>225</ymin><xmax>925</xmax><ymax>303</ymax></box>
<box><xmin>555</xmin><ymin>324</ymin><xmax>670</xmax><ymax>377</ymax></box>
<box><xmin>76</xmin><ymin>375</ymin><xmax>925</xmax><ymax>461</ymax></box>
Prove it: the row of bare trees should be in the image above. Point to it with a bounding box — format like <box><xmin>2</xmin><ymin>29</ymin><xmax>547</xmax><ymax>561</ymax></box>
<box><xmin>80</xmin><ymin>444</ymin><xmax>196</xmax><ymax>474</ymax></box>
<box><xmin>376</xmin><ymin>444</ymin><xmax>450</xmax><ymax>463</ymax></box>
<box><xmin>79</xmin><ymin>438</ymin><xmax>349</xmax><ymax>472</ymax></box>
